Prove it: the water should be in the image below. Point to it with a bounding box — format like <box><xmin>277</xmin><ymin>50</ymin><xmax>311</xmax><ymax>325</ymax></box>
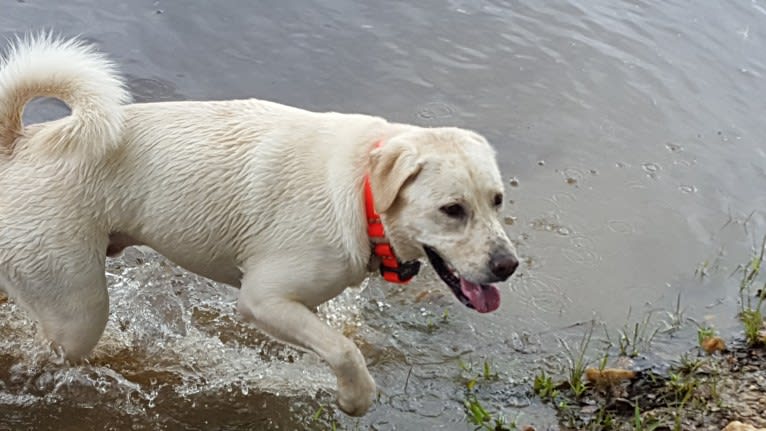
<box><xmin>2</xmin><ymin>1</ymin><xmax>765</xmax><ymax>429</ymax></box>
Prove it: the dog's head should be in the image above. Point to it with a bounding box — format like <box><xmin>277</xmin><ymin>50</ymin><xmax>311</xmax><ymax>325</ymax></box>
<box><xmin>369</xmin><ymin>127</ymin><xmax>518</xmax><ymax>313</ymax></box>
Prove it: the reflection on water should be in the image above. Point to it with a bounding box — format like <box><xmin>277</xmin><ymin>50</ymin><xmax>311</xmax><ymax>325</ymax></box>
<box><xmin>2</xmin><ymin>0</ymin><xmax>766</xmax><ymax>429</ymax></box>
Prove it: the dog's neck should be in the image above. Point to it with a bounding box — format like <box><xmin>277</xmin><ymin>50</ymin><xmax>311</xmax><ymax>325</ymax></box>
<box><xmin>363</xmin><ymin>140</ymin><xmax>421</xmax><ymax>284</ymax></box>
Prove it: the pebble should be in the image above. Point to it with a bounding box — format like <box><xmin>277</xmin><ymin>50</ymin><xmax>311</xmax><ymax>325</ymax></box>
<box><xmin>701</xmin><ymin>336</ymin><xmax>727</xmax><ymax>354</ymax></box>
<box><xmin>584</xmin><ymin>367</ymin><xmax>636</xmax><ymax>385</ymax></box>
<box><xmin>723</xmin><ymin>421</ymin><xmax>766</xmax><ymax>431</ymax></box>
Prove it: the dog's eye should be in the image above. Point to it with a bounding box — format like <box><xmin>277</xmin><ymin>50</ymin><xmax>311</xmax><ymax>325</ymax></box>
<box><xmin>440</xmin><ymin>204</ymin><xmax>466</xmax><ymax>219</ymax></box>
<box><xmin>493</xmin><ymin>193</ymin><xmax>503</xmax><ymax>207</ymax></box>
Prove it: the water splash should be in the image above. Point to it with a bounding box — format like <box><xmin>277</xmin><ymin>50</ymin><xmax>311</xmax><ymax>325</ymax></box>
<box><xmin>0</xmin><ymin>247</ymin><xmax>353</xmax><ymax>420</ymax></box>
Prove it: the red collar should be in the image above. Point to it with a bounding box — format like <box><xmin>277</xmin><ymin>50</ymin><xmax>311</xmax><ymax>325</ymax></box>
<box><xmin>364</xmin><ymin>142</ymin><xmax>421</xmax><ymax>284</ymax></box>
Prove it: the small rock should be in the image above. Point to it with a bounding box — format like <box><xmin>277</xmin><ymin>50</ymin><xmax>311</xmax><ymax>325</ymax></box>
<box><xmin>414</xmin><ymin>290</ymin><xmax>430</xmax><ymax>303</ymax></box>
<box><xmin>0</xmin><ymin>293</ymin><xmax>7</xmax><ymax>304</ymax></box>
<box><xmin>722</xmin><ymin>421</ymin><xmax>766</xmax><ymax>431</ymax></box>
<box><xmin>614</xmin><ymin>356</ymin><xmax>635</xmax><ymax>369</ymax></box>
<box><xmin>508</xmin><ymin>332</ymin><xmax>525</xmax><ymax>351</ymax></box>
<box><xmin>509</xmin><ymin>177</ymin><xmax>520</xmax><ymax>187</ymax></box>
<box><xmin>585</xmin><ymin>367</ymin><xmax>636</xmax><ymax>385</ymax></box>
<box><xmin>740</xmin><ymin>405</ymin><xmax>756</xmax><ymax>417</ymax></box>
<box><xmin>565</xmin><ymin>177</ymin><xmax>577</xmax><ymax>185</ymax></box>
<box><xmin>701</xmin><ymin>336</ymin><xmax>727</xmax><ymax>354</ymax></box>
<box><xmin>579</xmin><ymin>404</ymin><xmax>599</xmax><ymax>415</ymax></box>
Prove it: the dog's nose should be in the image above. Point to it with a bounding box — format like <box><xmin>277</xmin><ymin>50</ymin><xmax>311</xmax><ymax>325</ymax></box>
<box><xmin>489</xmin><ymin>253</ymin><xmax>519</xmax><ymax>281</ymax></box>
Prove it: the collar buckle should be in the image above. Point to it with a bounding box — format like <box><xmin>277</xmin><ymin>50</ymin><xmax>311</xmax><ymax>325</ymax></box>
<box><xmin>380</xmin><ymin>260</ymin><xmax>421</xmax><ymax>283</ymax></box>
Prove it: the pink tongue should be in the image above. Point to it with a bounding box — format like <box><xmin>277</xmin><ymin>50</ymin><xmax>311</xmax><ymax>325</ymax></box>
<box><xmin>459</xmin><ymin>278</ymin><xmax>501</xmax><ymax>313</ymax></box>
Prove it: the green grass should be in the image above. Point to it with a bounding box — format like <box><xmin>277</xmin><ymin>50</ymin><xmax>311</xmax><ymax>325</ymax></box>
<box><xmin>737</xmin><ymin>235</ymin><xmax>766</xmax><ymax>346</ymax></box>
<box><xmin>482</xmin><ymin>360</ymin><xmax>498</xmax><ymax>381</ymax></box>
<box><xmin>741</xmin><ymin>308</ymin><xmax>763</xmax><ymax>346</ymax></box>
<box><xmin>618</xmin><ymin>310</ymin><xmax>661</xmax><ymax>357</ymax></box>
<box><xmin>457</xmin><ymin>356</ymin><xmax>520</xmax><ymax>430</ymax></box>
<box><xmin>424</xmin><ymin>308</ymin><xmax>451</xmax><ymax>333</ymax></box>
<box><xmin>532</xmin><ymin>369</ymin><xmax>558</xmax><ymax>400</ymax></box>
<box><xmin>464</xmin><ymin>394</ymin><xmax>516</xmax><ymax>431</ymax></box>
<box><xmin>459</xmin><ymin>358</ymin><xmax>500</xmax><ymax>391</ymax></box>
<box><xmin>676</xmin><ymin>353</ymin><xmax>702</xmax><ymax>375</ymax></box>
<box><xmin>310</xmin><ymin>405</ymin><xmax>341</xmax><ymax>430</ymax></box>
<box><xmin>695</xmin><ymin>325</ymin><xmax>716</xmax><ymax>346</ymax></box>
<box><xmin>661</xmin><ymin>293</ymin><xmax>687</xmax><ymax>334</ymax></box>
<box><xmin>559</xmin><ymin>320</ymin><xmax>595</xmax><ymax>398</ymax></box>
<box><xmin>632</xmin><ymin>403</ymin><xmax>660</xmax><ymax>431</ymax></box>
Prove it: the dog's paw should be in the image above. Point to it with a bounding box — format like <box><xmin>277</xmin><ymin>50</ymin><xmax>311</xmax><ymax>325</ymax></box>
<box><xmin>336</xmin><ymin>369</ymin><xmax>376</xmax><ymax>416</ymax></box>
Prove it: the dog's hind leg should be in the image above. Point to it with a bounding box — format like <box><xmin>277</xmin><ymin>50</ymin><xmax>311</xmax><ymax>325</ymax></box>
<box><xmin>40</xmin><ymin>273</ymin><xmax>109</xmax><ymax>361</ymax></box>
<box><xmin>12</xmin><ymin>251</ymin><xmax>110</xmax><ymax>361</ymax></box>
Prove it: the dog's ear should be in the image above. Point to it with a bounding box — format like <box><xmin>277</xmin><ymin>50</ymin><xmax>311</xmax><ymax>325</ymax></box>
<box><xmin>369</xmin><ymin>140</ymin><xmax>424</xmax><ymax>213</ymax></box>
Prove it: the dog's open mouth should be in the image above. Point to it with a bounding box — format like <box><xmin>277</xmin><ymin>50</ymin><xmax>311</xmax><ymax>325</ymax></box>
<box><xmin>423</xmin><ymin>246</ymin><xmax>500</xmax><ymax>313</ymax></box>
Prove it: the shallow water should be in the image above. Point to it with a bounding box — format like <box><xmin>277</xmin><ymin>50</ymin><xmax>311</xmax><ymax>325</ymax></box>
<box><xmin>2</xmin><ymin>1</ymin><xmax>766</xmax><ymax>429</ymax></box>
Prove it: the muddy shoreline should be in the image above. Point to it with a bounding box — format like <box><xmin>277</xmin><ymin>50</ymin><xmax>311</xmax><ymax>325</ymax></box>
<box><xmin>536</xmin><ymin>339</ymin><xmax>766</xmax><ymax>430</ymax></box>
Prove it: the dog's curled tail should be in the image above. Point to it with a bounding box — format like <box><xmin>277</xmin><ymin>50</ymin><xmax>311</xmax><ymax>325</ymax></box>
<box><xmin>0</xmin><ymin>33</ymin><xmax>131</xmax><ymax>158</ymax></box>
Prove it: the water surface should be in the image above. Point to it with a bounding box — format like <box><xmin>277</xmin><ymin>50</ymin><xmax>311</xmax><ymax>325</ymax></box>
<box><xmin>2</xmin><ymin>1</ymin><xmax>765</xmax><ymax>429</ymax></box>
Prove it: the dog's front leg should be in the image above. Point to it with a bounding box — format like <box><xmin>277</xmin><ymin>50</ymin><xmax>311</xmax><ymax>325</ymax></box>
<box><xmin>237</xmin><ymin>267</ymin><xmax>376</xmax><ymax>416</ymax></box>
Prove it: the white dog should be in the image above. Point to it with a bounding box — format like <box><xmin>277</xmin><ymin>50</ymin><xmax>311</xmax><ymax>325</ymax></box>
<box><xmin>0</xmin><ymin>35</ymin><xmax>518</xmax><ymax>416</ymax></box>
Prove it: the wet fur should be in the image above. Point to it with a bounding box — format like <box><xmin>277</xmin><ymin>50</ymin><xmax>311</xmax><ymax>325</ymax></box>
<box><xmin>0</xmin><ymin>34</ymin><xmax>515</xmax><ymax>416</ymax></box>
